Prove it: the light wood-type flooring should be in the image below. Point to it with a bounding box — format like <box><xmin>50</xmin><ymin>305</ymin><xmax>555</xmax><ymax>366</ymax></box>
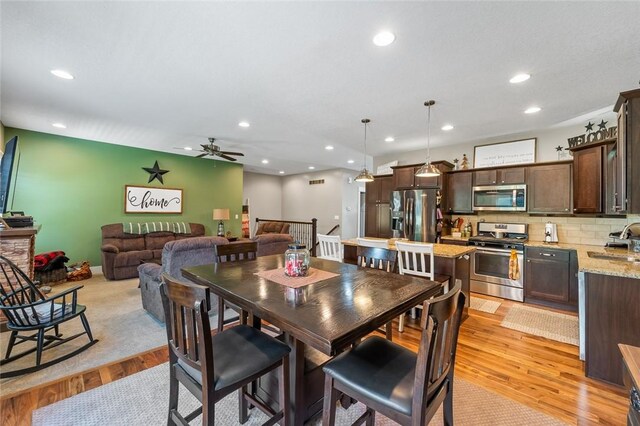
<box><xmin>0</xmin><ymin>294</ymin><xmax>627</xmax><ymax>425</ymax></box>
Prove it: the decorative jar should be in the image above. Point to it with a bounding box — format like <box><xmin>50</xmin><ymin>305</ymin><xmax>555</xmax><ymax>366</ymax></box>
<box><xmin>284</xmin><ymin>244</ymin><xmax>310</xmax><ymax>277</ymax></box>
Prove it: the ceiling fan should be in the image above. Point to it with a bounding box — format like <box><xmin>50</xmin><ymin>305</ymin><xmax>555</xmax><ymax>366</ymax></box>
<box><xmin>191</xmin><ymin>138</ymin><xmax>244</xmax><ymax>161</ymax></box>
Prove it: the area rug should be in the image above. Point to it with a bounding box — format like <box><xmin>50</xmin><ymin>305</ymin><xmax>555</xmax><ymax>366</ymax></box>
<box><xmin>0</xmin><ymin>274</ymin><xmax>167</xmax><ymax>396</ymax></box>
<box><xmin>32</xmin><ymin>362</ymin><xmax>567</xmax><ymax>425</ymax></box>
<box><xmin>469</xmin><ymin>296</ymin><xmax>501</xmax><ymax>314</ymax></box>
<box><xmin>501</xmin><ymin>304</ymin><xmax>579</xmax><ymax>346</ymax></box>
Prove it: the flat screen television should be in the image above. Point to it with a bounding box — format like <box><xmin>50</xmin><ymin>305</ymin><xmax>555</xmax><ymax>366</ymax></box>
<box><xmin>1</xmin><ymin>136</ymin><xmax>19</xmax><ymax>215</ymax></box>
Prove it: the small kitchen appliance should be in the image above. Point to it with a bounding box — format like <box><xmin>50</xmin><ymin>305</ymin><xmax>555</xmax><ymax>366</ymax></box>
<box><xmin>544</xmin><ymin>222</ymin><xmax>558</xmax><ymax>243</ymax></box>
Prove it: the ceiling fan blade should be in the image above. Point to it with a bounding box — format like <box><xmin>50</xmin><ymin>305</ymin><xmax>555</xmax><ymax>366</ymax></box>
<box><xmin>218</xmin><ymin>153</ymin><xmax>237</xmax><ymax>161</ymax></box>
<box><xmin>220</xmin><ymin>151</ymin><xmax>244</xmax><ymax>156</ymax></box>
<box><xmin>196</xmin><ymin>153</ymin><xmax>209</xmax><ymax>158</ymax></box>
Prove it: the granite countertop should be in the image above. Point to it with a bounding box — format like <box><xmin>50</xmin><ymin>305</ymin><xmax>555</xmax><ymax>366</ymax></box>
<box><xmin>342</xmin><ymin>238</ymin><xmax>476</xmax><ymax>258</ymax></box>
<box><xmin>619</xmin><ymin>344</ymin><xmax>640</xmax><ymax>391</ymax></box>
<box><xmin>440</xmin><ymin>235</ymin><xmax>470</xmax><ymax>243</ymax></box>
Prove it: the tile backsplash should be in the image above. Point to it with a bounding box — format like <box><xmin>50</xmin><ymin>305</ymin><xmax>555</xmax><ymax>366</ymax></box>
<box><xmin>449</xmin><ymin>214</ymin><xmax>640</xmax><ymax>246</ymax></box>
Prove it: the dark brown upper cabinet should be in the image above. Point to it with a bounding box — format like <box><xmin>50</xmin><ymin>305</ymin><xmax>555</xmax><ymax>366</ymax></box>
<box><xmin>445</xmin><ymin>171</ymin><xmax>473</xmax><ymax>214</ymax></box>
<box><xmin>571</xmin><ymin>144</ymin><xmax>604</xmax><ymax>214</ymax></box>
<box><xmin>614</xmin><ymin>88</ymin><xmax>640</xmax><ymax>213</ymax></box>
<box><xmin>391</xmin><ymin>161</ymin><xmax>453</xmax><ymax>190</ymax></box>
<box><xmin>473</xmin><ymin>167</ymin><xmax>525</xmax><ymax>186</ymax></box>
<box><xmin>527</xmin><ymin>163</ymin><xmax>572</xmax><ymax>213</ymax></box>
<box><xmin>364</xmin><ymin>175</ymin><xmax>393</xmax><ymax>238</ymax></box>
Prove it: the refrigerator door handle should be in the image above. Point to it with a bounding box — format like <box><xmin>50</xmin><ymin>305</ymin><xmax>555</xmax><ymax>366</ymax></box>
<box><xmin>403</xmin><ymin>195</ymin><xmax>410</xmax><ymax>239</ymax></box>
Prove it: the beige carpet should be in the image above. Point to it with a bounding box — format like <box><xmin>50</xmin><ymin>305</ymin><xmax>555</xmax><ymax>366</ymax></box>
<box><xmin>0</xmin><ymin>274</ymin><xmax>167</xmax><ymax>396</ymax></box>
<box><xmin>32</xmin><ymin>362</ymin><xmax>567</xmax><ymax>425</ymax></box>
<box><xmin>501</xmin><ymin>304</ymin><xmax>579</xmax><ymax>346</ymax></box>
<box><xmin>469</xmin><ymin>296</ymin><xmax>501</xmax><ymax>314</ymax></box>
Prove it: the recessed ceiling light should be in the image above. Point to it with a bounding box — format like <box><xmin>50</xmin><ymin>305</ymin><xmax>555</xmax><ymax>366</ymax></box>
<box><xmin>325</xmin><ymin>145</ymin><xmax>334</xmax><ymax>150</ymax></box>
<box><xmin>385</xmin><ymin>137</ymin><xmax>395</xmax><ymax>143</ymax></box>
<box><xmin>373</xmin><ymin>31</ymin><xmax>395</xmax><ymax>47</ymax></box>
<box><xmin>238</xmin><ymin>121</ymin><xmax>250</xmax><ymax>128</ymax></box>
<box><xmin>510</xmin><ymin>73</ymin><xmax>531</xmax><ymax>84</ymax></box>
<box><xmin>184</xmin><ymin>146</ymin><xmax>193</xmax><ymax>151</ymax></box>
<box><xmin>524</xmin><ymin>106</ymin><xmax>541</xmax><ymax>114</ymax></box>
<box><xmin>308</xmin><ymin>166</ymin><xmax>315</xmax><ymax>170</ymax></box>
<box><xmin>441</xmin><ymin>124</ymin><xmax>454</xmax><ymax>131</ymax></box>
<box><xmin>279</xmin><ymin>170</ymin><xmax>285</xmax><ymax>174</ymax></box>
<box><xmin>261</xmin><ymin>159</ymin><xmax>269</xmax><ymax>164</ymax></box>
<box><xmin>52</xmin><ymin>122</ymin><xmax>67</xmax><ymax>129</ymax></box>
<box><xmin>50</xmin><ymin>69</ymin><xmax>74</xmax><ymax>80</ymax></box>
<box><xmin>347</xmin><ymin>160</ymin><xmax>355</xmax><ymax>164</ymax></box>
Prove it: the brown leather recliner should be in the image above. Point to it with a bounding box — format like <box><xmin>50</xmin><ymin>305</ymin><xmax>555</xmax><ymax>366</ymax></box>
<box><xmin>100</xmin><ymin>223</ymin><xmax>205</xmax><ymax>280</ymax></box>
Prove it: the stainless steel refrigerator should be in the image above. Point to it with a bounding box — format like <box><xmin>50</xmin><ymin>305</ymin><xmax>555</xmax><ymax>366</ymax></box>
<box><xmin>390</xmin><ymin>189</ymin><xmax>438</xmax><ymax>242</ymax></box>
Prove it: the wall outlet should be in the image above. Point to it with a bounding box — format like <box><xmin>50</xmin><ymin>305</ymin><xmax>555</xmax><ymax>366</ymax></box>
<box><xmin>334</xmin><ymin>215</ymin><xmax>340</xmax><ymax>220</ymax></box>
<box><xmin>235</xmin><ymin>214</ymin><xmax>239</xmax><ymax>219</ymax></box>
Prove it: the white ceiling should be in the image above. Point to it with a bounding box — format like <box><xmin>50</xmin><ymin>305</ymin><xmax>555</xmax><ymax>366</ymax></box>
<box><xmin>1</xmin><ymin>1</ymin><xmax>639</xmax><ymax>175</ymax></box>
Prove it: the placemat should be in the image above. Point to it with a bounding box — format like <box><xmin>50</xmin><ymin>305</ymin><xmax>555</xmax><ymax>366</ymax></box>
<box><xmin>255</xmin><ymin>267</ymin><xmax>339</xmax><ymax>288</ymax></box>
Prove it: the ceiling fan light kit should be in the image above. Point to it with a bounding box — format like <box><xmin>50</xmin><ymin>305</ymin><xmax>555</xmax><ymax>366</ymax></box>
<box><xmin>355</xmin><ymin>118</ymin><xmax>374</xmax><ymax>183</ymax></box>
<box><xmin>415</xmin><ymin>100</ymin><xmax>441</xmax><ymax>178</ymax></box>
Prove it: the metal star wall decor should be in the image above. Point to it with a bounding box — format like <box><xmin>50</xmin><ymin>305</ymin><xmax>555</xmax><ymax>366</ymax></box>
<box><xmin>555</xmin><ymin>145</ymin><xmax>563</xmax><ymax>152</ymax></box>
<box><xmin>585</xmin><ymin>121</ymin><xmax>594</xmax><ymax>132</ymax></box>
<box><xmin>142</xmin><ymin>161</ymin><xmax>169</xmax><ymax>184</ymax></box>
<box><xmin>598</xmin><ymin>119</ymin><xmax>608</xmax><ymax>130</ymax></box>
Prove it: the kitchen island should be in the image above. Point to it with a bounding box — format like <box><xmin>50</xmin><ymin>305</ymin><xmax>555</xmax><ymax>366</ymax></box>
<box><xmin>342</xmin><ymin>238</ymin><xmax>475</xmax><ymax>319</ymax></box>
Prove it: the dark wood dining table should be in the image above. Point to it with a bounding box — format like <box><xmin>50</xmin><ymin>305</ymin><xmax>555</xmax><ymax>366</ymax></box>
<box><xmin>182</xmin><ymin>255</ymin><xmax>441</xmax><ymax>425</ymax></box>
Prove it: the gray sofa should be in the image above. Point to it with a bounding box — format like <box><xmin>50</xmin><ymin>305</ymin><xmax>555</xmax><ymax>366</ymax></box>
<box><xmin>138</xmin><ymin>236</ymin><xmax>228</xmax><ymax>322</ymax></box>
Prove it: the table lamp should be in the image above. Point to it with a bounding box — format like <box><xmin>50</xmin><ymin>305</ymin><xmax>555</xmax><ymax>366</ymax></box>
<box><xmin>212</xmin><ymin>208</ymin><xmax>230</xmax><ymax>237</ymax></box>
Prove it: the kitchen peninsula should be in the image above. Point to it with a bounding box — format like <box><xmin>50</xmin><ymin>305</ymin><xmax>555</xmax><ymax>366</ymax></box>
<box><xmin>342</xmin><ymin>238</ymin><xmax>475</xmax><ymax>317</ymax></box>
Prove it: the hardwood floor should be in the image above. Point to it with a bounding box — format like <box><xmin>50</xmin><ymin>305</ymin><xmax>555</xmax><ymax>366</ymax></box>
<box><xmin>0</xmin><ymin>294</ymin><xmax>627</xmax><ymax>425</ymax></box>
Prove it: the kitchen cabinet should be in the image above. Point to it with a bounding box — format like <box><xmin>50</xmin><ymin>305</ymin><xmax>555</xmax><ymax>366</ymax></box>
<box><xmin>445</xmin><ymin>171</ymin><xmax>473</xmax><ymax>213</ymax></box>
<box><xmin>585</xmin><ymin>272</ymin><xmax>640</xmax><ymax>385</ymax></box>
<box><xmin>473</xmin><ymin>167</ymin><xmax>525</xmax><ymax>186</ymax></box>
<box><xmin>572</xmin><ymin>144</ymin><xmax>603</xmax><ymax>213</ymax></box>
<box><xmin>524</xmin><ymin>246</ymin><xmax>577</xmax><ymax>311</ymax></box>
<box><xmin>613</xmin><ymin>88</ymin><xmax>640</xmax><ymax>214</ymax></box>
<box><xmin>391</xmin><ymin>161</ymin><xmax>453</xmax><ymax>190</ymax></box>
<box><xmin>364</xmin><ymin>175</ymin><xmax>392</xmax><ymax>238</ymax></box>
<box><xmin>527</xmin><ymin>163</ymin><xmax>572</xmax><ymax>213</ymax></box>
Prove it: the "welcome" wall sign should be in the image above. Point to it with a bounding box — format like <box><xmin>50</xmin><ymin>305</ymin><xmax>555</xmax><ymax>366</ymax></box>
<box><xmin>125</xmin><ymin>185</ymin><xmax>183</xmax><ymax>214</ymax></box>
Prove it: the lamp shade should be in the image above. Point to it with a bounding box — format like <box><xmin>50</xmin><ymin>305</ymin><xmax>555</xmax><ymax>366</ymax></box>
<box><xmin>212</xmin><ymin>208</ymin><xmax>230</xmax><ymax>221</ymax></box>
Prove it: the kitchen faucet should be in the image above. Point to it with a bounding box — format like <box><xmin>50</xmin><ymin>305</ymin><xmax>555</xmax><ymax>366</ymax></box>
<box><xmin>609</xmin><ymin>222</ymin><xmax>640</xmax><ymax>246</ymax></box>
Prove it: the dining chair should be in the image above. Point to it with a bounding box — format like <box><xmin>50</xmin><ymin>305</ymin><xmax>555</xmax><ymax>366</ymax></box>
<box><xmin>356</xmin><ymin>237</ymin><xmax>389</xmax><ymax>249</ymax></box>
<box><xmin>213</xmin><ymin>241</ymin><xmax>258</xmax><ymax>332</ymax></box>
<box><xmin>356</xmin><ymin>245</ymin><xmax>397</xmax><ymax>340</ymax></box>
<box><xmin>317</xmin><ymin>234</ymin><xmax>343</xmax><ymax>262</ymax></box>
<box><xmin>395</xmin><ymin>241</ymin><xmax>450</xmax><ymax>332</ymax></box>
<box><xmin>322</xmin><ymin>284</ymin><xmax>466</xmax><ymax>426</ymax></box>
<box><xmin>0</xmin><ymin>255</ymin><xmax>98</xmax><ymax>379</ymax></box>
<box><xmin>160</xmin><ymin>274</ymin><xmax>290</xmax><ymax>426</ymax></box>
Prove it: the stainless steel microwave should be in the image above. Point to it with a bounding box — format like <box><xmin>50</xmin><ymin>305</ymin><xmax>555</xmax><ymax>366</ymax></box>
<box><xmin>472</xmin><ymin>184</ymin><xmax>527</xmax><ymax>211</ymax></box>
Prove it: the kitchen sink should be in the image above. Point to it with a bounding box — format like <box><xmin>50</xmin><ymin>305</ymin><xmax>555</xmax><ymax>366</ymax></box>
<box><xmin>587</xmin><ymin>251</ymin><xmax>640</xmax><ymax>263</ymax></box>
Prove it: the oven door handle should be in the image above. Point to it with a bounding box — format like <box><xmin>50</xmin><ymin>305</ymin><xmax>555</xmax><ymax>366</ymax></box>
<box><xmin>475</xmin><ymin>247</ymin><xmax>522</xmax><ymax>255</ymax></box>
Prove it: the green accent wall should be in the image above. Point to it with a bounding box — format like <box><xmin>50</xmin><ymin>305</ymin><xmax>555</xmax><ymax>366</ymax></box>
<box><xmin>4</xmin><ymin>128</ymin><xmax>243</xmax><ymax>266</ymax></box>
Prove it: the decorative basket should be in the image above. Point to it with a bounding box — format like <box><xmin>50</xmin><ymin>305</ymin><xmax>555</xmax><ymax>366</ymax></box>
<box><xmin>34</xmin><ymin>267</ymin><xmax>68</xmax><ymax>285</ymax></box>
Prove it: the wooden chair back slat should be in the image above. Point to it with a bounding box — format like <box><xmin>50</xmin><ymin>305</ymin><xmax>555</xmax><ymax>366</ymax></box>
<box><xmin>161</xmin><ymin>274</ymin><xmax>212</xmax><ymax>373</ymax></box>
<box><xmin>396</xmin><ymin>241</ymin><xmax>435</xmax><ymax>280</ymax></box>
<box><xmin>317</xmin><ymin>234</ymin><xmax>342</xmax><ymax>262</ymax></box>
<box><xmin>357</xmin><ymin>246</ymin><xmax>397</xmax><ymax>273</ymax></box>
<box><xmin>412</xmin><ymin>284</ymin><xmax>465</xmax><ymax>420</ymax></box>
<box><xmin>214</xmin><ymin>242</ymin><xmax>258</xmax><ymax>263</ymax></box>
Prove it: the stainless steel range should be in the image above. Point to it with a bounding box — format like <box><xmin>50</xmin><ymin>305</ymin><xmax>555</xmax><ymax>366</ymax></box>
<box><xmin>468</xmin><ymin>222</ymin><xmax>528</xmax><ymax>302</ymax></box>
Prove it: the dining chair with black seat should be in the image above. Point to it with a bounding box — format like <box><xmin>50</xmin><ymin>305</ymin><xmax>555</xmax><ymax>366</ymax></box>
<box><xmin>213</xmin><ymin>241</ymin><xmax>258</xmax><ymax>332</ymax></box>
<box><xmin>160</xmin><ymin>274</ymin><xmax>290</xmax><ymax>426</ymax></box>
<box><xmin>356</xmin><ymin>245</ymin><xmax>397</xmax><ymax>341</ymax></box>
<box><xmin>0</xmin><ymin>255</ymin><xmax>98</xmax><ymax>379</ymax></box>
<box><xmin>322</xmin><ymin>284</ymin><xmax>465</xmax><ymax>426</ymax></box>
<box><xmin>395</xmin><ymin>241</ymin><xmax>451</xmax><ymax>332</ymax></box>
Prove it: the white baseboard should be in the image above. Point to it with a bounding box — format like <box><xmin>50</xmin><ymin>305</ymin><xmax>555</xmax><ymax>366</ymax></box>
<box><xmin>90</xmin><ymin>265</ymin><xmax>103</xmax><ymax>275</ymax></box>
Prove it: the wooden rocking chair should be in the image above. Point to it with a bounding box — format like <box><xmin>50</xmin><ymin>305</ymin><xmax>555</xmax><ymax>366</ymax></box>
<box><xmin>0</xmin><ymin>255</ymin><xmax>98</xmax><ymax>378</ymax></box>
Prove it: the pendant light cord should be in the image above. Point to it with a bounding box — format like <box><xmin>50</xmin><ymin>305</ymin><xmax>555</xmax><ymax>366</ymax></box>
<box><xmin>363</xmin><ymin>120</ymin><xmax>367</xmax><ymax>168</ymax></box>
<box><xmin>426</xmin><ymin>102</ymin><xmax>431</xmax><ymax>162</ymax></box>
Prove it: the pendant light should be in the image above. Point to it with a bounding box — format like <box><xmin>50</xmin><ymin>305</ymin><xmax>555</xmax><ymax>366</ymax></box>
<box><xmin>415</xmin><ymin>100</ymin><xmax>441</xmax><ymax>177</ymax></box>
<box><xmin>354</xmin><ymin>118</ymin><xmax>374</xmax><ymax>182</ymax></box>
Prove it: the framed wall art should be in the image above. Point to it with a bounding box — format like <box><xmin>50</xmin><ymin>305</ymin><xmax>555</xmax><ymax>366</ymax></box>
<box><xmin>474</xmin><ymin>138</ymin><xmax>537</xmax><ymax>168</ymax></box>
<box><xmin>125</xmin><ymin>185</ymin><xmax>183</xmax><ymax>214</ymax></box>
